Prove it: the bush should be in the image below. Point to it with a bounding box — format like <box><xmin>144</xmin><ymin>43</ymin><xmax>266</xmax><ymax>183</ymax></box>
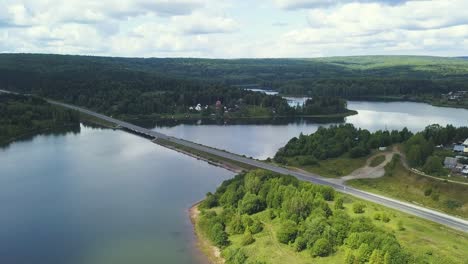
<box><xmin>200</xmin><ymin>192</ymin><xmax>217</xmax><ymax>209</ymax></box>
<box><xmin>373</xmin><ymin>213</ymin><xmax>381</xmax><ymax>221</ymax></box>
<box><xmin>424</xmin><ymin>187</ymin><xmax>432</xmax><ymax>196</ymax></box>
<box><xmin>294</xmin><ymin>236</ymin><xmax>307</xmax><ymax>252</ymax></box>
<box><xmin>311</xmin><ymin>238</ymin><xmax>331</xmax><ymax>257</ymax></box>
<box><xmin>382</xmin><ymin>214</ymin><xmax>390</xmax><ymax>223</ymax></box>
<box><xmin>224</xmin><ymin>248</ymin><xmax>248</xmax><ymax>264</ymax></box>
<box><xmin>397</xmin><ymin>220</ymin><xmax>405</xmax><ymax>231</ymax></box>
<box><xmin>277</xmin><ymin>220</ymin><xmax>298</xmax><ymax>244</ymax></box>
<box><xmin>248</xmin><ymin>219</ymin><xmax>263</xmax><ymax>234</ymax></box>
<box><xmin>239</xmin><ymin>193</ymin><xmax>266</xmax><ymax>215</ymax></box>
<box><xmin>444</xmin><ymin>199</ymin><xmax>462</xmax><ymax>209</ymax></box>
<box><xmin>241</xmin><ymin>231</ymin><xmax>255</xmax><ymax>246</ymax></box>
<box><xmin>334</xmin><ymin>197</ymin><xmax>344</xmax><ymax>210</ymax></box>
<box><xmin>353</xmin><ymin>203</ymin><xmax>366</xmax><ymax>214</ymax></box>
<box><xmin>350</xmin><ymin>146</ymin><xmax>370</xmax><ymax>158</ymax></box>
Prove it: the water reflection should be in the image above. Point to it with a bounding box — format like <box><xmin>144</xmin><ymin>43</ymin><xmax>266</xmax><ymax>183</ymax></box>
<box><xmin>0</xmin><ymin>125</ymin><xmax>233</xmax><ymax>264</ymax></box>
<box><xmin>153</xmin><ymin>101</ymin><xmax>468</xmax><ymax>159</ymax></box>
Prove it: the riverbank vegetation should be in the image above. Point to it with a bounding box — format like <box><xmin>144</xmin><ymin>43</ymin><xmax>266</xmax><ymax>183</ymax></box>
<box><xmin>0</xmin><ymin>93</ymin><xmax>80</xmax><ymax>146</ymax></box>
<box><xmin>195</xmin><ymin>170</ymin><xmax>468</xmax><ymax>264</ymax></box>
<box><xmin>348</xmin><ymin>155</ymin><xmax>468</xmax><ymax>219</ymax></box>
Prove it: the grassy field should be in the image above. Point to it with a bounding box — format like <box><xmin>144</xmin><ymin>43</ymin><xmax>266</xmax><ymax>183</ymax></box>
<box><xmin>198</xmin><ymin>194</ymin><xmax>468</xmax><ymax>264</ymax></box>
<box><xmin>369</xmin><ymin>155</ymin><xmax>386</xmax><ymax>167</ymax></box>
<box><xmin>348</xmin><ymin>158</ymin><xmax>468</xmax><ymax>219</ymax></box>
<box><xmin>287</xmin><ymin>156</ymin><xmax>368</xmax><ymax>178</ymax></box>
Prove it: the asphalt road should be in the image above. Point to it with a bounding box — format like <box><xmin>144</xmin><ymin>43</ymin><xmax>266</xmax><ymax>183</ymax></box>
<box><xmin>40</xmin><ymin>100</ymin><xmax>468</xmax><ymax>233</ymax></box>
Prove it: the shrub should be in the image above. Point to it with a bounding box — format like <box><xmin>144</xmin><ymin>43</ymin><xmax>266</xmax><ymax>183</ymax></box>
<box><xmin>294</xmin><ymin>236</ymin><xmax>307</xmax><ymax>252</ymax></box>
<box><xmin>334</xmin><ymin>197</ymin><xmax>344</xmax><ymax>210</ymax></box>
<box><xmin>241</xmin><ymin>231</ymin><xmax>255</xmax><ymax>246</ymax></box>
<box><xmin>382</xmin><ymin>214</ymin><xmax>390</xmax><ymax>223</ymax></box>
<box><xmin>424</xmin><ymin>187</ymin><xmax>432</xmax><ymax>196</ymax></box>
<box><xmin>239</xmin><ymin>193</ymin><xmax>266</xmax><ymax>215</ymax></box>
<box><xmin>248</xmin><ymin>219</ymin><xmax>263</xmax><ymax>234</ymax></box>
<box><xmin>353</xmin><ymin>203</ymin><xmax>366</xmax><ymax>214</ymax></box>
<box><xmin>311</xmin><ymin>238</ymin><xmax>331</xmax><ymax>257</ymax></box>
<box><xmin>277</xmin><ymin>220</ymin><xmax>298</xmax><ymax>244</ymax></box>
<box><xmin>373</xmin><ymin>213</ymin><xmax>381</xmax><ymax>221</ymax></box>
<box><xmin>444</xmin><ymin>199</ymin><xmax>462</xmax><ymax>209</ymax></box>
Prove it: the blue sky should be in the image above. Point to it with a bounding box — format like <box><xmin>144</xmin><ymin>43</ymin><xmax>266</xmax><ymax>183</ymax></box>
<box><xmin>1</xmin><ymin>0</ymin><xmax>467</xmax><ymax>58</ymax></box>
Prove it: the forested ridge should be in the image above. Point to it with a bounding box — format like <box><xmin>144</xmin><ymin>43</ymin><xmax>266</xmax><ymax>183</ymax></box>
<box><xmin>196</xmin><ymin>170</ymin><xmax>461</xmax><ymax>264</ymax></box>
<box><xmin>0</xmin><ymin>54</ymin><xmax>354</xmax><ymax>119</ymax></box>
<box><xmin>1</xmin><ymin>54</ymin><xmax>467</xmax><ymax>112</ymax></box>
<box><xmin>0</xmin><ymin>93</ymin><xmax>79</xmax><ymax>145</ymax></box>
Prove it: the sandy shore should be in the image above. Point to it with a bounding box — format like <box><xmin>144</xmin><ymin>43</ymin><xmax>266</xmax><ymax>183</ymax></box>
<box><xmin>189</xmin><ymin>202</ymin><xmax>225</xmax><ymax>264</ymax></box>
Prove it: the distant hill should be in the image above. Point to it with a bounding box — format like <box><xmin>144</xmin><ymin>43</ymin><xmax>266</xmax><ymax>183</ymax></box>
<box><xmin>0</xmin><ymin>53</ymin><xmax>467</xmax><ymax>99</ymax></box>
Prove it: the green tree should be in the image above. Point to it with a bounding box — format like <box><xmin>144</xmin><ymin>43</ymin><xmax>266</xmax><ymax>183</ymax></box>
<box><xmin>277</xmin><ymin>220</ymin><xmax>298</xmax><ymax>244</ymax></box>
<box><xmin>353</xmin><ymin>203</ymin><xmax>366</xmax><ymax>214</ymax></box>
<box><xmin>311</xmin><ymin>238</ymin><xmax>331</xmax><ymax>257</ymax></box>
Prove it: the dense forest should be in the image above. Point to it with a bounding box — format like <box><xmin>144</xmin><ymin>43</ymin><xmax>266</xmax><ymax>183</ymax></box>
<box><xmin>274</xmin><ymin>124</ymin><xmax>413</xmax><ymax>165</ymax></box>
<box><xmin>196</xmin><ymin>170</ymin><xmax>442</xmax><ymax>264</ymax></box>
<box><xmin>0</xmin><ymin>93</ymin><xmax>79</xmax><ymax>145</ymax></box>
<box><xmin>1</xmin><ymin>54</ymin><xmax>467</xmax><ymax>115</ymax></box>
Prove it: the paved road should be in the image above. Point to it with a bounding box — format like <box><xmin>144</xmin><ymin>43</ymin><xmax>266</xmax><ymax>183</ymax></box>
<box><xmin>36</xmin><ymin>100</ymin><xmax>468</xmax><ymax>233</ymax></box>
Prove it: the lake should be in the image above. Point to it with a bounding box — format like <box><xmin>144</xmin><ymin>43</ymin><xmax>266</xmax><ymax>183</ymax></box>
<box><xmin>0</xmin><ymin>125</ymin><xmax>233</xmax><ymax>264</ymax></box>
<box><xmin>1</xmin><ymin>100</ymin><xmax>468</xmax><ymax>264</ymax></box>
<box><xmin>154</xmin><ymin>101</ymin><xmax>468</xmax><ymax>159</ymax></box>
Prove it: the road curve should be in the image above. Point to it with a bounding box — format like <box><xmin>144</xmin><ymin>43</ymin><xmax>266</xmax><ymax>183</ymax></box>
<box><xmin>48</xmin><ymin>100</ymin><xmax>468</xmax><ymax>233</ymax></box>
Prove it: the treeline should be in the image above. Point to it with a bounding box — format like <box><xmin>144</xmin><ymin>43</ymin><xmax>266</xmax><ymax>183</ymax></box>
<box><xmin>0</xmin><ymin>94</ymin><xmax>80</xmax><ymax>145</ymax></box>
<box><xmin>276</xmin><ymin>78</ymin><xmax>467</xmax><ymax>97</ymax></box>
<box><xmin>1</xmin><ymin>54</ymin><xmax>468</xmax><ymax>116</ymax></box>
<box><xmin>404</xmin><ymin>124</ymin><xmax>468</xmax><ymax>176</ymax></box>
<box><xmin>274</xmin><ymin>124</ymin><xmax>413</xmax><ymax>165</ymax></box>
<box><xmin>198</xmin><ymin>170</ymin><xmax>414</xmax><ymax>264</ymax></box>
<box><xmin>296</xmin><ymin>96</ymin><xmax>349</xmax><ymax>115</ymax></box>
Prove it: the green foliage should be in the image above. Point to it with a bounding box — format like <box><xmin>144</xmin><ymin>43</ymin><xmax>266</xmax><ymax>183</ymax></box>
<box><xmin>422</xmin><ymin>156</ymin><xmax>446</xmax><ymax>176</ymax></box>
<box><xmin>198</xmin><ymin>211</ymin><xmax>230</xmax><ymax>248</ymax></box>
<box><xmin>275</xmin><ymin>124</ymin><xmax>412</xmax><ymax>163</ymax></box>
<box><xmin>198</xmin><ymin>170</ymin><xmax>415</xmax><ymax>263</ymax></box>
<box><xmin>311</xmin><ymin>238</ymin><xmax>331</xmax><ymax>257</ymax></box>
<box><xmin>277</xmin><ymin>220</ymin><xmax>298</xmax><ymax>244</ymax></box>
<box><xmin>239</xmin><ymin>193</ymin><xmax>266</xmax><ymax>215</ymax></box>
<box><xmin>0</xmin><ymin>94</ymin><xmax>79</xmax><ymax>145</ymax></box>
<box><xmin>353</xmin><ymin>203</ymin><xmax>366</xmax><ymax>214</ymax></box>
<box><xmin>241</xmin><ymin>231</ymin><xmax>255</xmax><ymax>246</ymax></box>
<box><xmin>334</xmin><ymin>197</ymin><xmax>344</xmax><ymax>210</ymax></box>
<box><xmin>224</xmin><ymin>248</ymin><xmax>248</xmax><ymax>264</ymax></box>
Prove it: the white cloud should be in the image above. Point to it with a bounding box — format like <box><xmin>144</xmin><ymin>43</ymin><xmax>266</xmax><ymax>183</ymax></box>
<box><xmin>0</xmin><ymin>0</ymin><xmax>467</xmax><ymax>57</ymax></box>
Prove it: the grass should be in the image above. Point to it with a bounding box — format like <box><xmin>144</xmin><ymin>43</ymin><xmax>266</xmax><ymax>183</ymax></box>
<box><xmin>288</xmin><ymin>156</ymin><xmax>368</xmax><ymax>178</ymax></box>
<box><xmin>197</xmin><ymin>195</ymin><xmax>468</xmax><ymax>264</ymax></box>
<box><xmin>369</xmin><ymin>155</ymin><xmax>386</xmax><ymax>167</ymax></box>
<box><xmin>348</xmin><ymin>158</ymin><xmax>468</xmax><ymax>219</ymax></box>
<box><xmin>340</xmin><ymin>196</ymin><xmax>468</xmax><ymax>264</ymax></box>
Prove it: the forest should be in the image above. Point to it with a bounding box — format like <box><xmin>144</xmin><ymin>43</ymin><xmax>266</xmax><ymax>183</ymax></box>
<box><xmin>1</xmin><ymin>54</ymin><xmax>467</xmax><ymax>115</ymax></box>
<box><xmin>195</xmin><ymin>170</ymin><xmax>460</xmax><ymax>264</ymax></box>
<box><xmin>274</xmin><ymin>124</ymin><xmax>413</xmax><ymax>165</ymax></box>
<box><xmin>0</xmin><ymin>93</ymin><xmax>80</xmax><ymax>145</ymax></box>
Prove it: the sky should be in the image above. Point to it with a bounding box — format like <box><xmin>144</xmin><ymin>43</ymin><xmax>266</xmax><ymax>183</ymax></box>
<box><xmin>1</xmin><ymin>0</ymin><xmax>467</xmax><ymax>58</ymax></box>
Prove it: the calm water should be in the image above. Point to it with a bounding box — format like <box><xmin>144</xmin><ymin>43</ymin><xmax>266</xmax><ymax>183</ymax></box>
<box><xmin>154</xmin><ymin>101</ymin><xmax>468</xmax><ymax>159</ymax></box>
<box><xmin>0</xmin><ymin>125</ymin><xmax>233</xmax><ymax>264</ymax></box>
<box><xmin>2</xmin><ymin>100</ymin><xmax>468</xmax><ymax>264</ymax></box>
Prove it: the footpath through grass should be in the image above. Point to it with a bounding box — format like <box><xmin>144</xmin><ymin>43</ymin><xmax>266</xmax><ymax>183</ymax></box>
<box><xmin>287</xmin><ymin>155</ymin><xmax>368</xmax><ymax>178</ymax></box>
<box><xmin>348</xmin><ymin>156</ymin><xmax>468</xmax><ymax>219</ymax></box>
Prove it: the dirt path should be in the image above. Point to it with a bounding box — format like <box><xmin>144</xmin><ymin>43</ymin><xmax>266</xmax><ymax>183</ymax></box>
<box><xmin>330</xmin><ymin>149</ymin><xmax>396</xmax><ymax>184</ymax></box>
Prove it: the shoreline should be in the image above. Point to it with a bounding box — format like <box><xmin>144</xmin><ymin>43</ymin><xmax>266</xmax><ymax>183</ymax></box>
<box><xmin>153</xmin><ymin>139</ymin><xmax>247</xmax><ymax>173</ymax></box>
<box><xmin>189</xmin><ymin>202</ymin><xmax>225</xmax><ymax>264</ymax></box>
